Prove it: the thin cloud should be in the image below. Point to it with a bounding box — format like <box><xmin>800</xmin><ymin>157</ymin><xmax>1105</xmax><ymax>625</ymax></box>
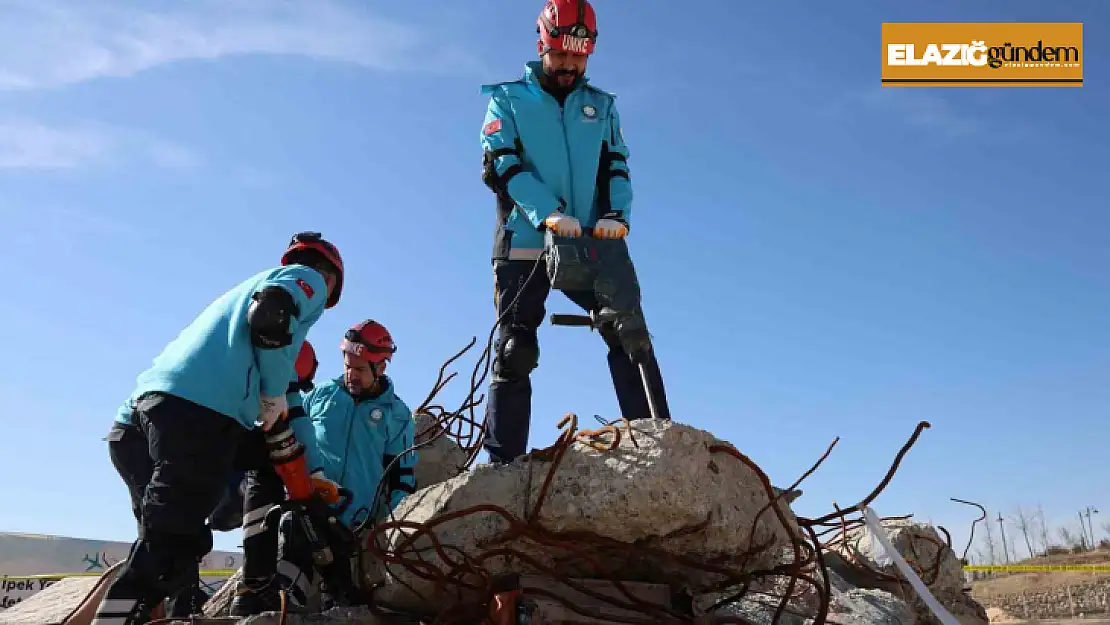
<box><xmin>0</xmin><ymin>118</ymin><xmax>200</xmax><ymax>170</ymax></box>
<box><xmin>0</xmin><ymin>120</ymin><xmax>111</xmax><ymax>169</ymax></box>
<box><xmin>232</xmin><ymin>165</ymin><xmax>283</xmax><ymax>190</ymax></box>
<box><xmin>141</xmin><ymin>136</ymin><xmax>202</xmax><ymax>170</ymax></box>
<box><xmin>4</xmin><ymin>202</ymin><xmax>141</xmax><ymax>253</ymax></box>
<box><xmin>0</xmin><ymin>0</ymin><xmax>486</xmax><ymax>91</ymax></box>
<box><xmin>820</xmin><ymin>86</ymin><xmax>981</xmax><ymax>139</ymax></box>
<box><xmin>861</xmin><ymin>87</ymin><xmax>979</xmax><ymax>137</ymax></box>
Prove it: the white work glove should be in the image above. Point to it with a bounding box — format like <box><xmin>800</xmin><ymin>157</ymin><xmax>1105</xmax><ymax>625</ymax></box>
<box><xmin>544</xmin><ymin>213</ymin><xmax>582</xmax><ymax>237</ymax></box>
<box><xmin>310</xmin><ymin>470</ymin><xmax>341</xmax><ymax>503</ymax></box>
<box><xmin>258</xmin><ymin>394</ymin><xmax>287</xmax><ymax>431</ymax></box>
<box><xmin>593</xmin><ymin>218</ymin><xmax>628</xmax><ymax>240</ymax></box>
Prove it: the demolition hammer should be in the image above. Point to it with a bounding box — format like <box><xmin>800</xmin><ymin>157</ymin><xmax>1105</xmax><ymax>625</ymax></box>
<box><xmin>263</xmin><ymin>417</ymin><xmax>363</xmax><ymax>605</ymax></box>
<box><xmin>542</xmin><ymin>229</ymin><xmax>666</xmax><ymax>421</ymax></box>
<box><xmin>260</xmin><ymin>485</ymin><xmax>363</xmax><ymax>607</ymax></box>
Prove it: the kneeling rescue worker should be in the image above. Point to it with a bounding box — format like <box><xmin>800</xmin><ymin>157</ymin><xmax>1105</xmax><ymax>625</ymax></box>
<box><xmin>479</xmin><ymin>0</ymin><xmax>671</xmax><ymax>465</ymax></box>
<box><xmin>94</xmin><ymin>232</ymin><xmax>344</xmax><ymax>625</ymax></box>
<box><xmin>229</xmin><ymin>319</ymin><xmax>418</xmax><ymax>615</ymax></box>
<box><xmin>228</xmin><ymin>338</ymin><xmax>333</xmax><ymax>614</ymax></box>
<box><xmin>210</xmin><ymin>339</ymin><xmax>322</xmax><ymax>534</ymax></box>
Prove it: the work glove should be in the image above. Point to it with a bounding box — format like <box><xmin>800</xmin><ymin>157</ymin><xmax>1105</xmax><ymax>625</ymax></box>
<box><xmin>258</xmin><ymin>394</ymin><xmax>287</xmax><ymax>431</ymax></box>
<box><xmin>310</xmin><ymin>470</ymin><xmax>341</xmax><ymax>504</ymax></box>
<box><xmin>593</xmin><ymin>217</ymin><xmax>628</xmax><ymax>240</ymax></box>
<box><xmin>544</xmin><ymin>212</ymin><xmax>582</xmax><ymax>237</ymax></box>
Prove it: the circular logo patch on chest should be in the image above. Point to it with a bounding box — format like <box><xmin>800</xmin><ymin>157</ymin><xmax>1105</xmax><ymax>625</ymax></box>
<box><xmin>582</xmin><ymin>104</ymin><xmax>597</xmax><ymax>119</ymax></box>
<box><xmin>370</xmin><ymin>408</ymin><xmax>383</xmax><ymax>421</ymax></box>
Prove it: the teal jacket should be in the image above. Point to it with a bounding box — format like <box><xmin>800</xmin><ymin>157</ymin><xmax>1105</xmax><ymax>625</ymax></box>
<box><xmin>115</xmin><ymin>265</ymin><xmax>329</xmax><ymax>430</ymax></box>
<box><xmin>114</xmin><ymin>352</ymin><xmax>311</xmax><ymax>433</ymax></box>
<box><xmin>300</xmin><ymin>376</ymin><xmax>417</xmax><ymax>528</ymax></box>
<box><xmin>480</xmin><ymin>61</ymin><xmax>631</xmax><ymax>260</ymax></box>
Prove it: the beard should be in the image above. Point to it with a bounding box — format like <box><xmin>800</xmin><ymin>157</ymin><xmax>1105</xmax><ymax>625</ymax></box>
<box><xmin>542</xmin><ymin>67</ymin><xmax>580</xmax><ymax>95</ymax></box>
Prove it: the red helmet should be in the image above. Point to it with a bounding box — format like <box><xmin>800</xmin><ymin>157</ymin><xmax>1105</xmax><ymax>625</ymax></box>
<box><xmin>281</xmin><ymin>231</ymin><xmax>344</xmax><ymax>309</ymax></box>
<box><xmin>294</xmin><ymin>341</ymin><xmax>319</xmax><ymax>384</ymax></box>
<box><xmin>537</xmin><ymin>0</ymin><xmax>597</xmax><ymax>56</ymax></box>
<box><xmin>340</xmin><ymin>319</ymin><xmax>396</xmax><ymax>365</ymax></box>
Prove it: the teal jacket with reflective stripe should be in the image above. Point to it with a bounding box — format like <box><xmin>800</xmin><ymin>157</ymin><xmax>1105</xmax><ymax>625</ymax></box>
<box><xmin>299</xmin><ymin>376</ymin><xmax>417</xmax><ymax>529</ymax></box>
<box><xmin>480</xmin><ymin>61</ymin><xmax>631</xmax><ymax>260</ymax></box>
<box><xmin>114</xmin><ymin>265</ymin><xmax>329</xmax><ymax>430</ymax></box>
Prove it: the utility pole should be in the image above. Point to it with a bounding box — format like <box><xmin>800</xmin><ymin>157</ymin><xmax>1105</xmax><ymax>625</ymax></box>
<box><xmin>1083</xmin><ymin>506</ymin><xmax>1099</xmax><ymax>548</ymax></box>
<box><xmin>997</xmin><ymin>513</ymin><xmax>1011</xmax><ymax>563</ymax></box>
<box><xmin>1077</xmin><ymin>511</ymin><xmax>1089</xmax><ymax>550</ymax></box>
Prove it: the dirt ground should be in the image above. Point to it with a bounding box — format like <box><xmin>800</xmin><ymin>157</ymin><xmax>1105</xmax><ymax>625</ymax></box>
<box><xmin>972</xmin><ymin>569</ymin><xmax>1110</xmax><ymax>599</ymax></box>
<box><xmin>1014</xmin><ymin>549</ymin><xmax>1110</xmax><ymax>567</ymax></box>
<box><xmin>970</xmin><ymin>549</ymin><xmax>1110</xmax><ymax>599</ymax></box>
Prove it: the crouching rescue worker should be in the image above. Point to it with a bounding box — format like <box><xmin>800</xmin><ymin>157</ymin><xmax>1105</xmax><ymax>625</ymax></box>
<box><xmin>478</xmin><ymin>0</ymin><xmax>670</xmax><ymax>465</ymax></box>
<box><xmin>207</xmin><ymin>341</ymin><xmax>317</xmax><ymax>538</ymax></box>
<box><xmin>207</xmin><ymin>336</ymin><xmax>316</xmax><ymax>536</ymax></box>
<box><xmin>229</xmin><ymin>319</ymin><xmax>418</xmax><ymax>615</ymax></box>
<box><xmin>207</xmin><ymin>340</ymin><xmax>319</xmax><ymax>539</ymax></box>
<box><xmin>229</xmin><ymin>338</ymin><xmax>338</xmax><ymax>614</ymax></box>
<box><xmin>94</xmin><ymin>232</ymin><xmax>345</xmax><ymax>625</ymax></box>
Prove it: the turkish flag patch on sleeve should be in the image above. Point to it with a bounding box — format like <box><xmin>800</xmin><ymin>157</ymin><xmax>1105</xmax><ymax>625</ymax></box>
<box><xmin>296</xmin><ymin>278</ymin><xmax>314</xmax><ymax>299</ymax></box>
<box><xmin>483</xmin><ymin>118</ymin><xmax>502</xmax><ymax>136</ymax></box>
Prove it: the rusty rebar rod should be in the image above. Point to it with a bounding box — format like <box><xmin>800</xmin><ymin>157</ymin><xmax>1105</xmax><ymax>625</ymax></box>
<box><xmin>354</xmin><ymin>383</ymin><xmax>934</xmax><ymax>624</ymax></box>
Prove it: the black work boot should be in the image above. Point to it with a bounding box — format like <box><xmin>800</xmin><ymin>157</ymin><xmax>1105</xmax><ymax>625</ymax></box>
<box><xmin>229</xmin><ymin>578</ymin><xmax>304</xmax><ymax>616</ymax></box>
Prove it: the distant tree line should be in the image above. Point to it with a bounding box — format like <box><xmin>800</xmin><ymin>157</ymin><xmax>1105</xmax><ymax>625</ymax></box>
<box><xmin>967</xmin><ymin>503</ymin><xmax>1108</xmax><ymax>564</ymax></box>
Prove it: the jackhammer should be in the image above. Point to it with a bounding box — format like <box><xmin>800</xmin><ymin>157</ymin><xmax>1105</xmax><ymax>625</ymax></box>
<box><xmin>262</xmin><ymin>417</ymin><xmax>363</xmax><ymax>607</ymax></box>
<box><xmin>543</xmin><ymin>229</ymin><xmax>666</xmax><ymax>421</ymax></box>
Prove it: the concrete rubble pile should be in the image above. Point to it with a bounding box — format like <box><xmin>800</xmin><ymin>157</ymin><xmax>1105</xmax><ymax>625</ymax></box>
<box><xmin>1</xmin><ymin>418</ymin><xmax>990</xmax><ymax>625</ymax></box>
<box><xmin>824</xmin><ymin>519</ymin><xmax>989</xmax><ymax>625</ymax></box>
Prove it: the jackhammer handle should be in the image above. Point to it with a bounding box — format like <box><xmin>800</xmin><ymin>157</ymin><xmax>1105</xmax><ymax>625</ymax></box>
<box><xmin>550</xmin><ymin>313</ymin><xmax>594</xmax><ymax>327</ymax></box>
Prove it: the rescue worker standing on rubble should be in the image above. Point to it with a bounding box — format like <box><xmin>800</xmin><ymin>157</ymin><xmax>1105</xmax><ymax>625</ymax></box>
<box><xmin>479</xmin><ymin>0</ymin><xmax>670</xmax><ymax>465</ymax></box>
<box><xmin>229</xmin><ymin>319</ymin><xmax>417</xmax><ymax>615</ymax></box>
<box><xmin>93</xmin><ymin>232</ymin><xmax>345</xmax><ymax>625</ymax></box>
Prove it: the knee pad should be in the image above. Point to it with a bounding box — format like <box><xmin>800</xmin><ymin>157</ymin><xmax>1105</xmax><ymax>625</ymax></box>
<box><xmin>598</xmin><ymin>322</ymin><xmax>623</xmax><ymax>351</ymax></box>
<box><xmin>599</xmin><ymin>313</ymin><xmax>652</xmax><ymax>362</ymax></box>
<box><xmin>496</xmin><ymin>326</ymin><xmax>539</xmax><ymax>379</ymax></box>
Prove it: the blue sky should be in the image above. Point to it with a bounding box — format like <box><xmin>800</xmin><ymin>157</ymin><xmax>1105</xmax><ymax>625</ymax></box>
<box><xmin>1</xmin><ymin>0</ymin><xmax>1107</xmax><ymax>563</ymax></box>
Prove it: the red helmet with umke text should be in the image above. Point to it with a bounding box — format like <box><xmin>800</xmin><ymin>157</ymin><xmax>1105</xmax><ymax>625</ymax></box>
<box><xmin>536</xmin><ymin>0</ymin><xmax>597</xmax><ymax>56</ymax></box>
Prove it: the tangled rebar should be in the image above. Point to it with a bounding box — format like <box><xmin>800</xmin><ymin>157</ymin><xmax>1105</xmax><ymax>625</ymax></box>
<box><xmin>330</xmin><ymin>288</ymin><xmax>960</xmax><ymax>625</ymax></box>
<box><xmin>347</xmin><ymin>333</ymin><xmax>949</xmax><ymax>624</ymax></box>
<box><xmin>409</xmin><ymin>335</ymin><xmax>487</xmax><ymax>465</ymax></box>
<box><xmin>951</xmin><ymin>497</ymin><xmax>988</xmax><ymax>563</ymax></box>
